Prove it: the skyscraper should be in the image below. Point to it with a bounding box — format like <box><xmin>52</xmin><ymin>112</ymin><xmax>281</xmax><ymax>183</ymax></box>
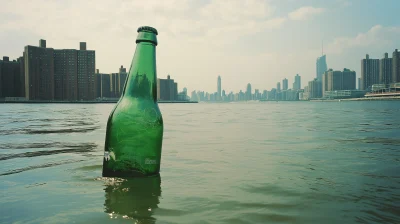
<box><xmin>157</xmin><ymin>74</ymin><xmax>177</xmax><ymax>101</ymax></box>
<box><xmin>276</xmin><ymin>82</ymin><xmax>281</xmax><ymax>92</ymax></box>
<box><xmin>361</xmin><ymin>54</ymin><xmax>379</xmax><ymax>90</ymax></box>
<box><xmin>393</xmin><ymin>49</ymin><xmax>400</xmax><ymax>83</ymax></box>
<box><xmin>316</xmin><ymin>55</ymin><xmax>327</xmax><ymax>81</ymax></box>
<box><xmin>110</xmin><ymin>73</ymin><xmax>119</xmax><ymax>97</ymax></box>
<box><xmin>379</xmin><ymin>53</ymin><xmax>392</xmax><ymax>85</ymax></box>
<box><xmin>323</xmin><ymin>68</ymin><xmax>356</xmax><ymax>94</ymax></box>
<box><xmin>95</xmin><ymin>70</ymin><xmax>111</xmax><ymax>98</ymax></box>
<box><xmin>255</xmin><ymin>89</ymin><xmax>260</xmax><ymax>100</ymax></box>
<box><xmin>308</xmin><ymin>79</ymin><xmax>322</xmax><ymax>99</ymax></box>
<box><xmin>358</xmin><ymin>78</ymin><xmax>361</xmax><ymax>90</ymax></box>
<box><xmin>282</xmin><ymin>78</ymin><xmax>288</xmax><ymax>90</ymax></box>
<box><xmin>54</xmin><ymin>49</ymin><xmax>78</xmax><ymax>101</ymax></box>
<box><xmin>293</xmin><ymin>74</ymin><xmax>301</xmax><ymax>90</ymax></box>
<box><xmin>24</xmin><ymin>40</ymin><xmax>96</xmax><ymax>101</ymax></box>
<box><xmin>77</xmin><ymin>42</ymin><xmax>96</xmax><ymax>100</ymax></box>
<box><xmin>342</xmin><ymin>68</ymin><xmax>357</xmax><ymax>90</ymax></box>
<box><xmin>24</xmin><ymin>40</ymin><xmax>55</xmax><ymax>100</ymax></box>
<box><xmin>246</xmin><ymin>83</ymin><xmax>252</xmax><ymax>100</ymax></box>
<box><xmin>217</xmin><ymin>75</ymin><xmax>221</xmax><ymax>100</ymax></box>
<box><xmin>118</xmin><ymin>65</ymin><xmax>128</xmax><ymax>96</ymax></box>
<box><xmin>0</xmin><ymin>56</ymin><xmax>23</xmax><ymax>98</ymax></box>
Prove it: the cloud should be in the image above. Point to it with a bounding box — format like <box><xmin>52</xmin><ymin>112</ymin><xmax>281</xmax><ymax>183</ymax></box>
<box><xmin>199</xmin><ymin>0</ymin><xmax>275</xmax><ymax>22</ymax></box>
<box><xmin>325</xmin><ymin>25</ymin><xmax>400</xmax><ymax>54</ymax></box>
<box><xmin>2</xmin><ymin>0</ymin><xmax>378</xmax><ymax>93</ymax></box>
<box><xmin>337</xmin><ymin>0</ymin><xmax>352</xmax><ymax>7</ymax></box>
<box><xmin>288</xmin><ymin>6</ymin><xmax>325</xmax><ymax>21</ymax></box>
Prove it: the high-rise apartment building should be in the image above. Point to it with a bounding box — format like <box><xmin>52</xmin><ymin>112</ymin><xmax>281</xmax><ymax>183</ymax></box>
<box><xmin>157</xmin><ymin>75</ymin><xmax>177</xmax><ymax>101</ymax></box>
<box><xmin>322</xmin><ymin>70</ymin><xmax>329</xmax><ymax>95</ymax></box>
<box><xmin>118</xmin><ymin>65</ymin><xmax>127</xmax><ymax>95</ymax></box>
<box><xmin>110</xmin><ymin>73</ymin><xmax>119</xmax><ymax>97</ymax></box>
<box><xmin>316</xmin><ymin>55</ymin><xmax>327</xmax><ymax>81</ymax></box>
<box><xmin>361</xmin><ymin>54</ymin><xmax>379</xmax><ymax>90</ymax></box>
<box><xmin>282</xmin><ymin>78</ymin><xmax>288</xmax><ymax>90</ymax></box>
<box><xmin>323</xmin><ymin>68</ymin><xmax>356</xmax><ymax>95</ymax></box>
<box><xmin>24</xmin><ymin>40</ymin><xmax>55</xmax><ymax>100</ymax></box>
<box><xmin>0</xmin><ymin>56</ymin><xmax>24</xmax><ymax>98</ymax></box>
<box><xmin>24</xmin><ymin>40</ymin><xmax>96</xmax><ymax>101</ymax></box>
<box><xmin>293</xmin><ymin>74</ymin><xmax>301</xmax><ymax>90</ymax></box>
<box><xmin>342</xmin><ymin>68</ymin><xmax>357</xmax><ymax>90</ymax></box>
<box><xmin>77</xmin><ymin>42</ymin><xmax>96</xmax><ymax>100</ymax></box>
<box><xmin>379</xmin><ymin>53</ymin><xmax>392</xmax><ymax>85</ymax></box>
<box><xmin>95</xmin><ymin>70</ymin><xmax>111</xmax><ymax>98</ymax></box>
<box><xmin>108</xmin><ymin>66</ymin><xmax>127</xmax><ymax>98</ymax></box>
<box><xmin>96</xmin><ymin>69</ymin><xmax>101</xmax><ymax>98</ymax></box>
<box><xmin>54</xmin><ymin>49</ymin><xmax>78</xmax><ymax>100</ymax></box>
<box><xmin>393</xmin><ymin>49</ymin><xmax>400</xmax><ymax>83</ymax></box>
<box><xmin>308</xmin><ymin>79</ymin><xmax>322</xmax><ymax>99</ymax></box>
<box><xmin>18</xmin><ymin>56</ymin><xmax>25</xmax><ymax>97</ymax></box>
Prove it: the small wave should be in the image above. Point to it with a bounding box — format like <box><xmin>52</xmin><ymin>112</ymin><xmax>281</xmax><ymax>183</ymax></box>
<box><xmin>225</xmin><ymin>212</ymin><xmax>296</xmax><ymax>223</ymax></box>
<box><xmin>241</xmin><ymin>184</ymin><xmax>303</xmax><ymax>198</ymax></box>
<box><xmin>26</xmin><ymin>127</ymin><xmax>99</xmax><ymax>134</ymax></box>
<box><xmin>0</xmin><ymin>159</ymin><xmax>85</xmax><ymax>176</ymax></box>
<box><xmin>0</xmin><ymin>143</ymin><xmax>97</xmax><ymax>161</ymax></box>
<box><xmin>0</xmin><ymin>142</ymin><xmax>96</xmax><ymax>150</ymax></box>
<box><xmin>335</xmin><ymin>137</ymin><xmax>400</xmax><ymax>146</ymax></box>
<box><xmin>0</xmin><ymin>126</ymin><xmax>100</xmax><ymax>135</ymax></box>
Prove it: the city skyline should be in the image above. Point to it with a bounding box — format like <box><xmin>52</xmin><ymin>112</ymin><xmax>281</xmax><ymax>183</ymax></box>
<box><xmin>0</xmin><ymin>0</ymin><xmax>399</xmax><ymax>93</ymax></box>
<box><xmin>1</xmin><ymin>42</ymin><xmax>398</xmax><ymax>102</ymax></box>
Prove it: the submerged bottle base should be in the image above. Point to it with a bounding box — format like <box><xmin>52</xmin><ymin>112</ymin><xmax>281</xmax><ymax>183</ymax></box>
<box><xmin>102</xmin><ymin>168</ymin><xmax>159</xmax><ymax>178</ymax></box>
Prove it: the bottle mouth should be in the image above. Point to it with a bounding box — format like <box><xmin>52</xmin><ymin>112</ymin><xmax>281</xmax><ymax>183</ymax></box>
<box><xmin>136</xmin><ymin>26</ymin><xmax>158</xmax><ymax>45</ymax></box>
<box><xmin>137</xmin><ymin>26</ymin><xmax>158</xmax><ymax>35</ymax></box>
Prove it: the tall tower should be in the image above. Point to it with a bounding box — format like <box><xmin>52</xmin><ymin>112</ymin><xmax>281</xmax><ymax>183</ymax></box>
<box><xmin>361</xmin><ymin>54</ymin><xmax>379</xmax><ymax>90</ymax></box>
<box><xmin>24</xmin><ymin>41</ymin><xmax>55</xmax><ymax>100</ymax></box>
<box><xmin>217</xmin><ymin>75</ymin><xmax>221</xmax><ymax>100</ymax></box>
<box><xmin>246</xmin><ymin>83</ymin><xmax>252</xmax><ymax>100</ymax></box>
<box><xmin>379</xmin><ymin>53</ymin><xmax>392</xmax><ymax>85</ymax></box>
<box><xmin>316</xmin><ymin>55</ymin><xmax>327</xmax><ymax>82</ymax></box>
<box><xmin>393</xmin><ymin>49</ymin><xmax>400</xmax><ymax>83</ymax></box>
<box><xmin>293</xmin><ymin>74</ymin><xmax>301</xmax><ymax>90</ymax></box>
<box><xmin>282</xmin><ymin>78</ymin><xmax>288</xmax><ymax>90</ymax></box>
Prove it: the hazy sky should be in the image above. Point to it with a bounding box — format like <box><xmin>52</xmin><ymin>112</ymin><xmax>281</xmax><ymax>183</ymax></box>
<box><xmin>0</xmin><ymin>0</ymin><xmax>399</xmax><ymax>93</ymax></box>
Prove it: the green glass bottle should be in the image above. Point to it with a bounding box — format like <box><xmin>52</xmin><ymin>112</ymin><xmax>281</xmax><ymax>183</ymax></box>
<box><xmin>102</xmin><ymin>26</ymin><xmax>163</xmax><ymax>177</ymax></box>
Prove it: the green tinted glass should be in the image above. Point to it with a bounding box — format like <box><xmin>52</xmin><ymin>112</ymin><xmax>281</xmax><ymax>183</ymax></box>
<box><xmin>102</xmin><ymin>26</ymin><xmax>163</xmax><ymax>177</ymax></box>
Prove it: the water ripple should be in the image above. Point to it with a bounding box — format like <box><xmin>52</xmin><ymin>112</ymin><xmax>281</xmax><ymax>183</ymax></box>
<box><xmin>0</xmin><ymin>143</ymin><xmax>97</xmax><ymax>161</ymax></box>
<box><xmin>0</xmin><ymin>159</ymin><xmax>86</xmax><ymax>176</ymax></box>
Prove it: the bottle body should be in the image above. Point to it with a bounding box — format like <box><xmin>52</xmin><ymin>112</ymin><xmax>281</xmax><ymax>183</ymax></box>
<box><xmin>102</xmin><ymin>27</ymin><xmax>163</xmax><ymax>177</ymax></box>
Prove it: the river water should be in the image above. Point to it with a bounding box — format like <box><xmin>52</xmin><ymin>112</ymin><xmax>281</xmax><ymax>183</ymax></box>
<box><xmin>0</xmin><ymin>101</ymin><xmax>399</xmax><ymax>224</ymax></box>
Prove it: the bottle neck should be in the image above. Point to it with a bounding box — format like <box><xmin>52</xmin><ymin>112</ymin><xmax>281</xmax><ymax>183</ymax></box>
<box><xmin>122</xmin><ymin>42</ymin><xmax>157</xmax><ymax>101</ymax></box>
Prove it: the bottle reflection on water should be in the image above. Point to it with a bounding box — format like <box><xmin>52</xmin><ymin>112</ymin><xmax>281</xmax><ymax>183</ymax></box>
<box><xmin>104</xmin><ymin>174</ymin><xmax>161</xmax><ymax>222</ymax></box>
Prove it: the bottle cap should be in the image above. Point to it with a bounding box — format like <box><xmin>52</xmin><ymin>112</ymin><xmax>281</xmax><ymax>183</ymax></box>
<box><xmin>137</xmin><ymin>26</ymin><xmax>158</xmax><ymax>35</ymax></box>
<box><xmin>136</xmin><ymin>26</ymin><xmax>158</xmax><ymax>45</ymax></box>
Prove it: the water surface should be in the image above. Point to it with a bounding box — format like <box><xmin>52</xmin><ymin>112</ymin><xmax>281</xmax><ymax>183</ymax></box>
<box><xmin>0</xmin><ymin>101</ymin><xmax>399</xmax><ymax>223</ymax></box>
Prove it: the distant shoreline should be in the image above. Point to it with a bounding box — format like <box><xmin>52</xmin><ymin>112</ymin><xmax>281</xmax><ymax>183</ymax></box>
<box><xmin>1</xmin><ymin>97</ymin><xmax>399</xmax><ymax>104</ymax></box>
<box><xmin>310</xmin><ymin>96</ymin><xmax>400</xmax><ymax>102</ymax></box>
<box><xmin>0</xmin><ymin>100</ymin><xmax>198</xmax><ymax>104</ymax></box>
